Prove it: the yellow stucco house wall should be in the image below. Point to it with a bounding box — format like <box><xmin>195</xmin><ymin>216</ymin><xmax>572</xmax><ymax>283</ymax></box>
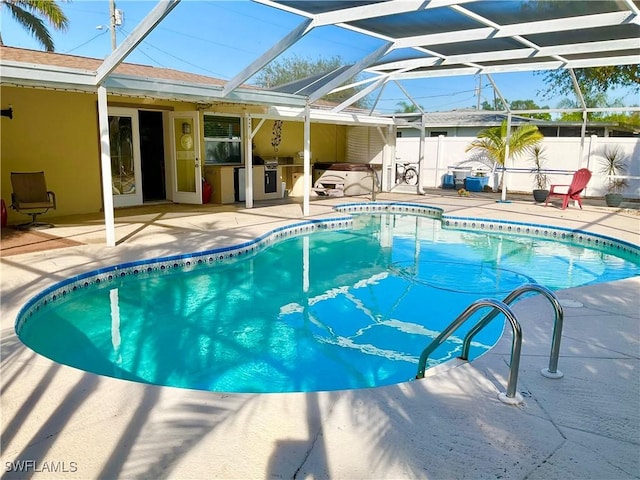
<box><xmin>1</xmin><ymin>84</ymin><xmax>349</xmax><ymax>224</ymax></box>
<box><xmin>1</xmin><ymin>86</ymin><xmax>103</xmax><ymax>222</ymax></box>
<box><xmin>252</xmin><ymin>120</ymin><xmax>346</xmax><ymax>163</ymax></box>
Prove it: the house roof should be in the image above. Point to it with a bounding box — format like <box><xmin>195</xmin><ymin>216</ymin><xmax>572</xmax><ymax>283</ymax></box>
<box><xmin>393</xmin><ymin>109</ymin><xmax>535</xmax><ymax>127</ymax></box>
<box><xmin>392</xmin><ymin>108</ymin><xmax>640</xmax><ymax>134</ymax></box>
<box><xmin>0</xmin><ymin>45</ymin><xmax>308</xmax><ymax>109</ymax></box>
<box><xmin>0</xmin><ymin>46</ymin><xmax>226</xmax><ymax>86</ymax></box>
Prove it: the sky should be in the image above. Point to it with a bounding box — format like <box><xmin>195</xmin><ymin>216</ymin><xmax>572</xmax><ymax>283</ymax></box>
<box><xmin>1</xmin><ymin>0</ymin><xmax>637</xmax><ymax>115</ymax></box>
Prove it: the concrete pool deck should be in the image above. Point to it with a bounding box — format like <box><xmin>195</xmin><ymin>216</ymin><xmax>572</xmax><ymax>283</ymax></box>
<box><xmin>1</xmin><ymin>192</ymin><xmax>638</xmax><ymax>479</ymax></box>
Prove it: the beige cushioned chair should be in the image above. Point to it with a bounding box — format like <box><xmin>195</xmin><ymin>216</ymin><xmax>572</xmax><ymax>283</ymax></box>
<box><xmin>10</xmin><ymin>171</ymin><xmax>57</xmax><ymax>229</ymax></box>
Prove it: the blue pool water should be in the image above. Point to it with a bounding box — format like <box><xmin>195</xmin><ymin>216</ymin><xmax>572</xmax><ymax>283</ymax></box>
<box><xmin>18</xmin><ymin>212</ymin><xmax>639</xmax><ymax>393</ymax></box>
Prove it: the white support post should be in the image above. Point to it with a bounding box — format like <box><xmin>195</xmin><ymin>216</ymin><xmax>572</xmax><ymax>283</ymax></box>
<box><xmin>244</xmin><ymin>113</ymin><xmax>254</xmax><ymax>208</ymax></box>
<box><xmin>500</xmin><ymin>112</ymin><xmax>513</xmax><ymax>202</ymax></box>
<box><xmin>303</xmin><ymin>103</ymin><xmax>311</xmax><ymax>217</ymax></box>
<box><xmin>435</xmin><ymin>134</ymin><xmax>445</xmax><ymax>188</ymax></box>
<box><xmin>585</xmin><ymin>134</ymin><xmax>598</xmax><ymax>198</ymax></box>
<box><xmin>579</xmin><ymin>110</ymin><xmax>587</xmax><ymax>167</ymax></box>
<box><xmin>381</xmin><ymin>124</ymin><xmax>395</xmax><ymax>193</ymax></box>
<box><xmin>586</xmin><ymin>134</ymin><xmax>598</xmax><ymax>172</ymax></box>
<box><xmin>97</xmin><ymin>86</ymin><xmax>116</xmax><ymax>247</ymax></box>
<box><xmin>418</xmin><ymin>114</ymin><xmax>426</xmax><ymax>194</ymax></box>
<box><xmin>570</xmin><ymin>67</ymin><xmax>589</xmax><ymax>180</ymax></box>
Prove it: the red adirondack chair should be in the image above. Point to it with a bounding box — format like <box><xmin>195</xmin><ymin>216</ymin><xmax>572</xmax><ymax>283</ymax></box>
<box><xmin>545</xmin><ymin>168</ymin><xmax>592</xmax><ymax>210</ymax></box>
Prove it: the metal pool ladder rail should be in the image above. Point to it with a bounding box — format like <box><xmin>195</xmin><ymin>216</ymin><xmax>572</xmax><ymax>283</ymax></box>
<box><xmin>462</xmin><ymin>283</ymin><xmax>565</xmax><ymax>380</ymax></box>
<box><xmin>415</xmin><ymin>283</ymin><xmax>565</xmax><ymax>405</ymax></box>
<box><xmin>416</xmin><ymin>298</ymin><xmax>523</xmax><ymax>404</ymax></box>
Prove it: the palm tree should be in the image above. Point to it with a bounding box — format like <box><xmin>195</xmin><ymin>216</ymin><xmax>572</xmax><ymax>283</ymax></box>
<box><xmin>0</xmin><ymin>0</ymin><xmax>69</xmax><ymax>52</ymax></box>
<box><xmin>396</xmin><ymin>101</ymin><xmax>422</xmax><ymax>113</ymax></box>
<box><xmin>466</xmin><ymin>120</ymin><xmax>543</xmax><ymax>189</ymax></box>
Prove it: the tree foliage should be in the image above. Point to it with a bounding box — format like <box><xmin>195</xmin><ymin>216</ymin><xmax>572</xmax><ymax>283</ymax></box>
<box><xmin>396</xmin><ymin>101</ymin><xmax>422</xmax><ymax>113</ymax></box>
<box><xmin>538</xmin><ymin>66</ymin><xmax>640</xmax><ymax>99</ymax></box>
<box><xmin>0</xmin><ymin>0</ymin><xmax>69</xmax><ymax>52</ymax></box>
<box><xmin>508</xmin><ymin>100</ymin><xmax>552</xmax><ymax>120</ymax></box>
<box><xmin>480</xmin><ymin>99</ymin><xmax>504</xmax><ymax>111</ymax></box>
<box><xmin>555</xmin><ymin>93</ymin><xmax>637</xmax><ymax>123</ymax></box>
<box><xmin>479</xmin><ymin>99</ymin><xmax>551</xmax><ymax>120</ymax></box>
<box><xmin>254</xmin><ymin>55</ymin><xmax>370</xmax><ymax>109</ymax></box>
<box><xmin>535</xmin><ymin>56</ymin><xmax>638</xmax><ymax>126</ymax></box>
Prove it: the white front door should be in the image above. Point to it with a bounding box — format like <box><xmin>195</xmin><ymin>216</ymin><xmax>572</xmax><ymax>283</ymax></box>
<box><xmin>109</xmin><ymin>108</ymin><xmax>143</xmax><ymax>208</ymax></box>
<box><xmin>169</xmin><ymin>112</ymin><xmax>202</xmax><ymax>204</ymax></box>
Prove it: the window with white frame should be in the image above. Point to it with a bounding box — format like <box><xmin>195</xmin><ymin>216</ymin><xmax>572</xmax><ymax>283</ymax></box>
<box><xmin>204</xmin><ymin>115</ymin><xmax>242</xmax><ymax>165</ymax></box>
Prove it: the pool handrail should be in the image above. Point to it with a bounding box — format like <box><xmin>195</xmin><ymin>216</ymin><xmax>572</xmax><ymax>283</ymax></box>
<box><xmin>460</xmin><ymin>283</ymin><xmax>564</xmax><ymax>379</ymax></box>
<box><xmin>416</xmin><ymin>298</ymin><xmax>523</xmax><ymax>403</ymax></box>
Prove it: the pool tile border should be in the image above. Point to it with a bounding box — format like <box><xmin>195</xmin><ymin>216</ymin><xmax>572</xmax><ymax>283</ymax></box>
<box><xmin>335</xmin><ymin>201</ymin><xmax>640</xmax><ymax>258</ymax></box>
<box><xmin>15</xmin><ymin>202</ymin><xmax>639</xmax><ymax>334</ymax></box>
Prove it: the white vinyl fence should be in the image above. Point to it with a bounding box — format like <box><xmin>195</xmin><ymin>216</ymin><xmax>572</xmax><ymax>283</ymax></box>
<box><xmin>394</xmin><ymin>135</ymin><xmax>640</xmax><ymax>199</ymax></box>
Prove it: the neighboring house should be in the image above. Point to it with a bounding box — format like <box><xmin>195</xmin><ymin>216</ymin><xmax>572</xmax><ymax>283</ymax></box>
<box><xmin>0</xmin><ymin>47</ymin><xmax>393</xmax><ymax>224</ymax></box>
<box><xmin>393</xmin><ymin>109</ymin><xmax>639</xmax><ymax>138</ymax></box>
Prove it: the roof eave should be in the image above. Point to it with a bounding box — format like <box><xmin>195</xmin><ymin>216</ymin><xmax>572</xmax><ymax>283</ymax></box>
<box><xmin>0</xmin><ymin>60</ymin><xmax>96</xmax><ymax>90</ymax></box>
<box><xmin>104</xmin><ymin>74</ymin><xmax>308</xmax><ymax>107</ymax></box>
<box><xmin>0</xmin><ymin>59</ymin><xmax>309</xmax><ymax>108</ymax></box>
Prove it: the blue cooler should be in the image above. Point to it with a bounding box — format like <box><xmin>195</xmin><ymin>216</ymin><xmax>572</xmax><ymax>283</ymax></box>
<box><xmin>442</xmin><ymin>174</ymin><xmax>455</xmax><ymax>189</ymax></box>
<box><xmin>464</xmin><ymin>176</ymin><xmax>489</xmax><ymax>192</ymax></box>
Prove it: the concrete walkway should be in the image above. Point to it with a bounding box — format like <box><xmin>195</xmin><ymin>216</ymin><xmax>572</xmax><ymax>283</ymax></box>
<box><xmin>1</xmin><ymin>193</ymin><xmax>638</xmax><ymax>479</ymax></box>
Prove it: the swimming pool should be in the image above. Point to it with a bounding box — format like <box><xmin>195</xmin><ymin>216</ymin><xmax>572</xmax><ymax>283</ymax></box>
<box><xmin>16</xmin><ymin>203</ymin><xmax>639</xmax><ymax>394</ymax></box>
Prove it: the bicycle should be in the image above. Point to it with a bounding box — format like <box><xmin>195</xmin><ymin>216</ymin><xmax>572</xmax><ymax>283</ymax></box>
<box><xmin>395</xmin><ymin>162</ymin><xmax>419</xmax><ymax>185</ymax></box>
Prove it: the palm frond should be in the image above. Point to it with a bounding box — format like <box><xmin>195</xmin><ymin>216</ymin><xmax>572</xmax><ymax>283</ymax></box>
<box><xmin>465</xmin><ymin>120</ymin><xmax>542</xmax><ymax>166</ymax></box>
<box><xmin>27</xmin><ymin>0</ymin><xmax>69</xmax><ymax>30</ymax></box>
<box><xmin>2</xmin><ymin>0</ymin><xmax>68</xmax><ymax>51</ymax></box>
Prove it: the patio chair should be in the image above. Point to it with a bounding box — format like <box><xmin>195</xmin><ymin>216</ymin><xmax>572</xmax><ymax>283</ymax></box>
<box><xmin>10</xmin><ymin>171</ymin><xmax>57</xmax><ymax>229</ymax></box>
<box><xmin>545</xmin><ymin>168</ymin><xmax>592</xmax><ymax>210</ymax></box>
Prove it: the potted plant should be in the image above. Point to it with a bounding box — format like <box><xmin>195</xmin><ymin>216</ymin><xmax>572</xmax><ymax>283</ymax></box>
<box><xmin>598</xmin><ymin>145</ymin><xmax>628</xmax><ymax>207</ymax></box>
<box><xmin>529</xmin><ymin>145</ymin><xmax>549</xmax><ymax>203</ymax></box>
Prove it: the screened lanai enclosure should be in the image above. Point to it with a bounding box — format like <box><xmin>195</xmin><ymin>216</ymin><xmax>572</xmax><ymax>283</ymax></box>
<box><xmin>3</xmin><ymin>0</ymin><xmax>638</xmax><ymax>245</ymax></box>
<box><xmin>91</xmin><ymin>0</ymin><xmax>637</xmax><ymax>243</ymax></box>
<box><xmin>255</xmin><ymin>0</ymin><xmax>639</xmax><ymax>201</ymax></box>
